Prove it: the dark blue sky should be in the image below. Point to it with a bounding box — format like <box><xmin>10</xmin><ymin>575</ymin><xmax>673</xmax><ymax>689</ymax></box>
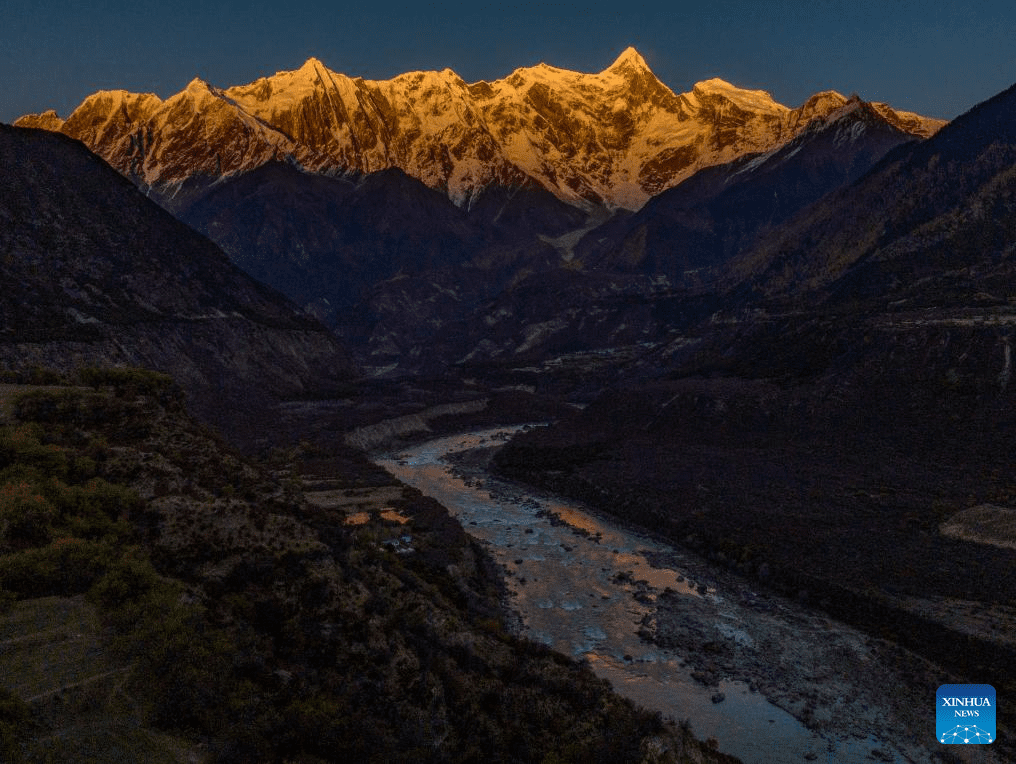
<box><xmin>3</xmin><ymin>1</ymin><xmax>1014</xmax><ymax>124</ymax></box>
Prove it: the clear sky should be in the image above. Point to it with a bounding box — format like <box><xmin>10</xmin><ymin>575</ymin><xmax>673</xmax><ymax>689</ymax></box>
<box><xmin>3</xmin><ymin>0</ymin><xmax>1014</xmax><ymax>124</ymax></box>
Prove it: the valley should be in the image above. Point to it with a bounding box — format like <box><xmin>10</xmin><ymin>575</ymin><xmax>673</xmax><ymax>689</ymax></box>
<box><xmin>3</xmin><ymin>45</ymin><xmax>1016</xmax><ymax>763</ymax></box>
<box><xmin>379</xmin><ymin>427</ymin><xmax>941</xmax><ymax>764</ymax></box>
<box><xmin>0</xmin><ymin>377</ymin><xmax>734</xmax><ymax>763</ymax></box>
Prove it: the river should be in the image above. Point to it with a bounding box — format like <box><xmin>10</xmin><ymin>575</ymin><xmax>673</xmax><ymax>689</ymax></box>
<box><xmin>376</xmin><ymin>426</ymin><xmax>935</xmax><ymax>764</ymax></box>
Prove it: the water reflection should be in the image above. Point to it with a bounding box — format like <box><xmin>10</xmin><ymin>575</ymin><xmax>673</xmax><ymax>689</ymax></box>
<box><xmin>377</xmin><ymin>427</ymin><xmax>903</xmax><ymax>764</ymax></box>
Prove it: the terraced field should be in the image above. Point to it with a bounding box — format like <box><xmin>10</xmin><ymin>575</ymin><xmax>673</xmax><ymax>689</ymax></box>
<box><xmin>0</xmin><ymin>596</ymin><xmax>202</xmax><ymax>763</ymax></box>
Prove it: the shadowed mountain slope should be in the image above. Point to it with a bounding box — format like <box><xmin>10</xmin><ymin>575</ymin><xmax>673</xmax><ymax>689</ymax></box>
<box><xmin>177</xmin><ymin>163</ymin><xmax>577</xmax><ymax>317</ymax></box>
<box><xmin>11</xmin><ymin>54</ymin><xmax>944</xmax><ymax>379</ymax></box>
<box><xmin>578</xmin><ymin>98</ymin><xmax>918</xmax><ymax>284</ymax></box>
<box><xmin>730</xmin><ymin>80</ymin><xmax>1016</xmax><ymax>309</ymax></box>
<box><xmin>0</xmin><ymin>125</ymin><xmax>353</xmax><ymax>436</ymax></box>
<box><xmin>179</xmin><ymin>164</ymin><xmax>488</xmax><ymax>314</ymax></box>
<box><xmin>430</xmin><ymin>100</ymin><xmax>922</xmax><ymax>375</ymax></box>
<box><xmin>176</xmin><ymin>162</ymin><xmax>577</xmax><ymax>372</ymax></box>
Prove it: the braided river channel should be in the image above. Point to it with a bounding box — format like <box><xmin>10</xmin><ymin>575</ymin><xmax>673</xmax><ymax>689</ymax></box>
<box><xmin>377</xmin><ymin>426</ymin><xmax>939</xmax><ymax>764</ymax></box>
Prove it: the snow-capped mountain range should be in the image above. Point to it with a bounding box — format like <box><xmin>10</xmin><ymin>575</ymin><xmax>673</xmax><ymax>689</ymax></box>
<box><xmin>16</xmin><ymin>47</ymin><xmax>944</xmax><ymax>211</ymax></box>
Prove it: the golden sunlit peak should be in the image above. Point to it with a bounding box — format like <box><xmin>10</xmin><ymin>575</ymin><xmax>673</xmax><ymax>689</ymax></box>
<box><xmin>299</xmin><ymin>57</ymin><xmax>327</xmax><ymax>72</ymax></box>
<box><xmin>691</xmin><ymin>78</ymin><xmax>784</xmax><ymax>115</ymax></box>
<box><xmin>693</xmin><ymin>77</ymin><xmax>739</xmax><ymax>92</ymax></box>
<box><xmin>185</xmin><ymin>77</ymin><xmax>214</xmax><ymax>93</ymax></box>
<box><xmin>606</xmin><ymin>46</ymin><xmax>650</xmax><ymax>72</ymax></box>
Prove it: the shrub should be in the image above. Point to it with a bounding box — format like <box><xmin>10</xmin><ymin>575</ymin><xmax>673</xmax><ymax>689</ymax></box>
<box><xmin>0</xmin><ymin>538</ymin><xmax>114</xmax><ymax>598</ymax></box>
<box><xmin>0</xmin><ymin>688</ymin><xmax>34</xmax><ymax>763</ymax></box>
<box><xmin>0</xmin><ymin>481</ymin><xmax>55</xmax><ymax>552</ymax></box>
<box><xmin>88</xmin><ymin>551</ymin><xmax>163</xmax><ymax>615</ymax></box>
<box><xmin>26</xmin><ymin>367</ymin><xmax>64</xmax><ymax>385</ymax></box>
<box><xmin>48</xmin><ymin>477</ymin><xmax>142</xmax><ymax>523</ymax></box>
<box><xmin>119</xmin><ymin>586</ymin><xmax>236</xmax><ymax>736</ymax></box>
<box><xmin>0</xmin><ymin>425</ymin><xmax>68</xmax><ymax>479</ymax></box>
<box><xmin>0</xmin><ymin>464</ymin><xmax>46</xmax><ymax>487</ymax></box>
<box><xmin>11</xmin><ymin>389</ymin><xmax>126</xmax><ymax>428</ymax></box>
<box><xmin>12</xmin><ymin>390</ymin><xmax>86</xmax><ymax>428</ymax></box>
<box><xmin>76</xmin><ymin>366</ymin><xmax>182</xmax><ymax>407</ymax></box>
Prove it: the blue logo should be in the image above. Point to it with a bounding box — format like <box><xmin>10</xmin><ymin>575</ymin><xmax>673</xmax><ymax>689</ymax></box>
<box><xmin>937</xmin><ymin>684</ymin><xmax>996</xmax><ymax>744</ymax></box>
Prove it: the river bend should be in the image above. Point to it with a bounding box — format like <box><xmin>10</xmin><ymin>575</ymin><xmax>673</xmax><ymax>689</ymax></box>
<box><xmin>377</xmin><ymin>427</ymin><xmax>931</xmax><ymax>764</ymax></box>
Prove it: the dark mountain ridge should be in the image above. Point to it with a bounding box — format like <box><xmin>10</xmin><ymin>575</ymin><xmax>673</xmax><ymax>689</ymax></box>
<box><xmin>180</xmin><ymin>163</ymin><xmax>486</xmax><ymax>314</ymax></box>
<box><xmin>577</xmin><ymin>98</ymin><xmax>918</xmax><ymax>284</ymax></box>
<box><xmin>729</xmin><ymin>80</ymin><xmax>1016</xmax><ymax>309</ymax></box>
<box><xmin>0</xmin><ymin>125</ymin><xmax>354</xmax><ymax>438</ymax></box>
<box><xmin>176</xmin><ymin>161</ymin><xmax>580</xmax><ymax>372</ymax></box>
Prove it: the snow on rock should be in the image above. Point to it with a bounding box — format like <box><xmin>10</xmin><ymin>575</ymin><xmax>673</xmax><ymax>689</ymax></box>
<box><xmin>15</xmin><ymin>48</ymin><xmax>946</xmax><ymax>212</ymax></box>
<box><xmin>13</xmin><ymin>109</ymin><xmax>65</xmax><ymax>131</ymax></box>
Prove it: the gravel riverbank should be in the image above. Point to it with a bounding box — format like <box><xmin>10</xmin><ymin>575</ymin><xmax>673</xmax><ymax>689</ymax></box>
<box><xmin>377</xmin><ymin>427</ymin><xmax>983</xmax><ymax>764</ymax></box>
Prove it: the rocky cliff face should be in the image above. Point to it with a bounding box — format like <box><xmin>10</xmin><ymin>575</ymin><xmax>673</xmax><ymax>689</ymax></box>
<box><xmin>16</xmin><ymin>48</ymin><xmax>943</xmax><ymax>212</ymax></box>
<box><xmin>0</xmin><ymin>124</ymin><xmax>354</xmax><ymax>437</ymax></box>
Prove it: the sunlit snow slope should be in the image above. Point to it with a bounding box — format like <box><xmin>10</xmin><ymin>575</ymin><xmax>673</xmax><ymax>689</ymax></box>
<box><xmin>17</xmin><ymin>48</ymin><xmax>944</xmax><ymax>211</ymax></box>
